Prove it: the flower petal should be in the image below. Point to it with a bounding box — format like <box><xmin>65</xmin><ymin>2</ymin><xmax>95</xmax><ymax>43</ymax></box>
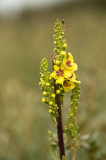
<box><xmin>56</xmin><ymin>76</ymin><xmax>64</xmax><ymax>84</ymax></box>
<box><xmin>54</xmin><ymin>65</ymin><xmax>59</xmax><ymax>71</ymax></box>
<box><xmin>68</xmin><ymin>53</ymin><xmax>74</xmax><ymax>64</ymax></box>
<box><xmin>64</xmin><ymin>70</ymin><xmax>72</xmax><ymax>78</ymax></box>
<box><xmin>71</xmin><ymin>63</ymin><xmax>77</xmax><ymax>71</ymax></box>
<box><xmin>50</xmin><ymin>71</ymin><xmax>57</xmax><ymax>79</ymax></box>
<box><xmin>64</xmin><ymin>82</ymin><xmax>75</xmax><ymax>92</ymax></box>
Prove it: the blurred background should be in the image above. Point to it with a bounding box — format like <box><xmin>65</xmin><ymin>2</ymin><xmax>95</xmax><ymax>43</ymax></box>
<box><xmin>0</xmin><ymin>0</ymin><xmax>106</xmax><ymax>159</ymax></box>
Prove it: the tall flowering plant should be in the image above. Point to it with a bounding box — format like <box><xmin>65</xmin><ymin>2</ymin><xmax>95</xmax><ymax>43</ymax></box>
<box><xmin>39</xmin><ymin>19</ymin><xmax>81</xmax><ymax>160</ymax></box>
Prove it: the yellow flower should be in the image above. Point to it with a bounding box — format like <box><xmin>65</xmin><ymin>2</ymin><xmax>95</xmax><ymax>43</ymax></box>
<box><xmin>63</xmin><ymin>80</ymin><xmax>75</xmax><ymax>92</ymax></box>
<box><xmin>50</xmin><ymin>64</ymin><xmax>72</xmax><ymax>85</ymax></box>
<box><xmin>63</xmin><ymin>53</ymin><xmax>77</xmax><ymax>71</ymax></box>
<box><xmin>68</xmin><ymin>72</ymin><xmax>81</xmax><ymax>84</ymax></box>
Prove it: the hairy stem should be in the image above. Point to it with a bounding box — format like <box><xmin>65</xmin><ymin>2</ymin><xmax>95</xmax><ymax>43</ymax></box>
<box><xmin>52</xmin><ymin>53</ymin><xmax>65</xmax><ymax>159</ymax></box>
<box><xmin>56</xmin><ymin>94</ymin><xmax>65</xmax><ymax>159</ymax></box>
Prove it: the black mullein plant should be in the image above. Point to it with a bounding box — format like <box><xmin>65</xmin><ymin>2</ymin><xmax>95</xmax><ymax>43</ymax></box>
<box><xmin>39</xmin><ymin>19</ymin><xmax>81</xmax><ymax>160</ymax></box>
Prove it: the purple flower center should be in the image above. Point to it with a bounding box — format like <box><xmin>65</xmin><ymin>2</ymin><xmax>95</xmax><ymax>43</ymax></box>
<box><xmin>66</xmin><ymin>60</ymin><xmax>71</xmax><ymax>67</ymax></box>
<box><xmin>63</xmin><ymin>80</ymin><xmax>71</xmax><ymax>87</ymax></box>
<box><xmin>69</xmin><ymin>74</ymin><xmax>73</xmax><ymax>79</ymax></box>
<box><xmin>56</xmin><ymin>68</ymin><xmax>64</xmax><ymax>76</ymax></box>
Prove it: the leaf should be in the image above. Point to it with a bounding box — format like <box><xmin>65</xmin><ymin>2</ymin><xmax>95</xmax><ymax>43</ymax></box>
<box><xmin>50</xmin><ymin>144</ymin><xmax>59</xmax><ymax>160</ymax></box>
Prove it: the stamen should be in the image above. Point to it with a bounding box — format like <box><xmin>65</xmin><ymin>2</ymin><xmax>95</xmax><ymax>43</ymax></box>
<box><xmin>66</xmin><ymin>60</ymin><xmax>71</xmax><ymax>67</ymax></box>
<box><xmin>56</xmin><ymin>68</ymin><xmax>64</xmax><ymax>76</ymax></box>
<box><xmin>63</xmin><ymin>80</ymin><xmax>71</xmax><ymax>87</ymax></box>
<box><xmin>69</xmin><ymin>74</ymin><xmax>73</xmax><ymax>79</ymax></box>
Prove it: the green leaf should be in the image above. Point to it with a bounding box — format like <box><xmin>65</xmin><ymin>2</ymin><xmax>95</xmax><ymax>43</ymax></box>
<box><xmin>50</xmin><ymin>144</ymin><xmax>59</xmax><ymax>160</ymax></box>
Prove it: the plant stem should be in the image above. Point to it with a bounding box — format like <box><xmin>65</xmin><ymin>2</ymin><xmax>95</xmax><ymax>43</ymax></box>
<box><xmin>52</xmin><ymin>53</ymin><xmax>65</xmax><ymax>160</ymax></box>
<box><xmin>56</xmin><ymin>94</ymin><xmax>65</xmax><ymax>160</ymax></box>
<box><xmin>72</xmin><ymin>151</ymin><xmax>76</xmax><ymax>160</ymax></box>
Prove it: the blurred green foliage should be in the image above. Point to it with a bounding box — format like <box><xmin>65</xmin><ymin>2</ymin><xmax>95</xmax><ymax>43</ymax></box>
<box><xmin>0</xmin><ymin>1</ymin><xmax>106</xmax><ymax>160</ymax></box>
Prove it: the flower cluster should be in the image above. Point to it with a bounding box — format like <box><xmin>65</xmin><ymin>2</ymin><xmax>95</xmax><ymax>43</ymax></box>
<box><xmin>39</xmin><ymin>19</ymin><xmax>81</xmax><ymax>153</ymax></box>
<box><xmin>39</xmin><ymin>58</ymin><xmax>58</xmax><ymax>123</ymax></box>
<box><xmin>65</xmin><ymin>83</ymin><xmax>80</xmax><ymax>150</ymax></box>
<box><xmin>50</xmin><ymin>53</ymin><xmax>80</xmax><ymax>92</ymax></box>
<box><xmin>50</xmin><ymin>19</ymin><xmax>80</xmax><ymax>93</ymax></box>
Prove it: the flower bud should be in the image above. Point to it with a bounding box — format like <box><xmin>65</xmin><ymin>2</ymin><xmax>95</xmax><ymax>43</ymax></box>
<box><xmin>54</xmin><ymin>41</ymin><xmax>56</xmax><ymax>45</ymax></box>
<box><xmin>43</xmin><ymin>91</ymin><xmax>47</xmax><ymax>96</ymax></box>
<box><xmin>56</xmin><ymin>90</ymin><xmax>61</xmax><ymax>94</ymax></box>
<box><xmin>56</xmin><ymin>60</ymin><xmax>60</xmax><ymax>65</ymax></box>
<box><xmin>60</xmin><ymin>51</ymin><xmax>66</xmax><ymax>56</ymax></box>
<box><xmin>63</xmin><ymin>43</ymin><xmax>67</xmax><ymax>48</ymax></box>
<box><xmin>49</xmin><ymin>109</ymin><xmax>52</xmax><ymax>113</ymax></box>
<box><xmin>52</xmin><ymin>94</ymin><xmax>56</xmax><ymax>98</ymax></box>
<box><xmin>68</xmin><ymin>52</ymin><xmax>72</xmax><ymax>56</ymax></box>
<box><xmin>52</xmin><ymin>86</ymin><xmax>54</xmax><ymax>89</ymax></box>
<box><xmin>46</xmin><ymin>83</ymin><xmax>50</xmax><ymax>87</ymax></box>
<box><xmin>59</xmin><ymin>36</ymin><xmax>62</xmax><ymax>39</ymax></box>
<box><xmin>42</xmin><ymin>98</ymin><xmax>46</xmax><ymax>103</ymax></box>
<box><xmin>49</xmin><ymin>101</ymin><xmax>53</xmax><ymax>105</ymax></box>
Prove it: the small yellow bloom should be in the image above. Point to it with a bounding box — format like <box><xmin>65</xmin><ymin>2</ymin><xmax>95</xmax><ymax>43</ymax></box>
<box><xmin>56</xmin><ymin>90</ymin><xmax>61</xmax><ymax>94</ymax></box>
<box><xmin>60</xmin><ymin>51</ymin><xmax>66</xmax><ymax>56</ymax></box>
<box><xmin>68</xmin><ymin>72</ymin><xmax>81</xmax><ymax>84</ymax></box>
<box><xmin>49</xmin><ymin>109</ymin><xmax>52</xmax><ymax>113</ymax></box>
<box><xmin>52</xmin><ymin>94</ymin><xmax>56</xmax><ymax>98</ymax></box>
<box><xmin>63</xmin><ymin>53</ymin><xmax>77</xmax><ymax>71</ymax></box>
<box><xmin>63</xmin><ymin>43</ymin><xmax>67</xmax><ymax>48</ymax></box>
<box><xmin>49</xmin><ymin>101</ymin><xmax>53</xmax><ymax>105</ymax></box>
<box><xmin>50</xmin><ymin>64</ymin><xmax>72</xmax><ymax>85</ymax></box>
<box><xmin>49</xmin><ymin>77</ymin><xmax>52</xmax><ymax>80</ymax></box>
<box><xmin>63</xmin><ymin>80</ymin><xmax>75</xmax><ymax>92</ymax></box>
<box><xmin>42</xmin><ymin>98</ymin><xmax>46</xmax><ymax>103</ymax></box>
<box><xmin>46</xmin><ymin>83</ymin><xmax>50</xmax><ymax>87</ymax></box>
<box><xmin>56</xmin><ymin>60</ymin><xmax>60</xmax><ymax>65</ymax></box>
<box><xmin>43</xmin><ymin>91</ymin><xmax>47</xmax><ymax>96</ymax></box>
